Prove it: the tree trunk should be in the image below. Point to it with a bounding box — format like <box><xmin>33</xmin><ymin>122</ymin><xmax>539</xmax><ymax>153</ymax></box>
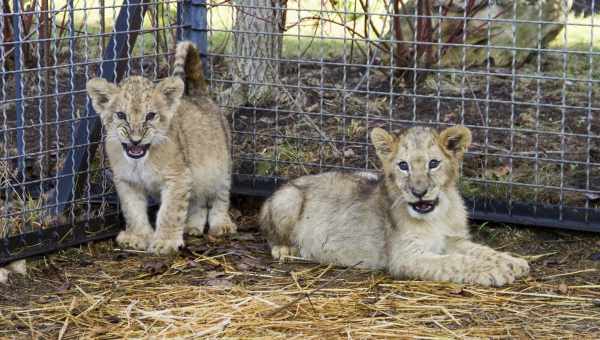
<box><xmin>223</xmin><ymin>0</ymin><xmax>287</xmax><ymax>107</ymax></box>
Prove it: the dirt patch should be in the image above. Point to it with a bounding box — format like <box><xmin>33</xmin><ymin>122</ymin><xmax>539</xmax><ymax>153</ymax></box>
<box><xmin>1</xmin><ymin>201</ymin><xmax>600</xmax><ymax>338</ymax></box>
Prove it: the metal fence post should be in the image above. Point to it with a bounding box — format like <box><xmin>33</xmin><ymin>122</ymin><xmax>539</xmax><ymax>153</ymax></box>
<box><xmin>181</xmin><ymin>0</ymin><xmax>209</xmax><ymax>76</ymax></box>
<box><xmin>11</xmin><ymin>0</ymin><xmax>25</xmax><ymax>177</ymax></box>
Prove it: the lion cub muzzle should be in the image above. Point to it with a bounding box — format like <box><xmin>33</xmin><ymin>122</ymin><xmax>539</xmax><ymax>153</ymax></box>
<box><xmin>121</xmin><ymin>141</ymin><xmax>150</xmax><ymax>159</ymax></box>
<box><xmin>409</xmin><ymin>198</ymin><xmax>439</xmax><ymax>214</ymax></box>
<box><xmin>407</xmin><ymin>177</ymin><xmax>439</xmax><ymax>214</ymax></box>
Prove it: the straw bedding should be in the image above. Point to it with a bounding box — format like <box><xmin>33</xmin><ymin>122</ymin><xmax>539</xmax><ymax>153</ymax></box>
<box><xmin>1</xmin><ymin>210</ymin><xmax>600</xmax><ymax>339</ymax></box>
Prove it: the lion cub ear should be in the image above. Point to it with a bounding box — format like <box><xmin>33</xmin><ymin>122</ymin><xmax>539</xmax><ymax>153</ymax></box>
<box><xmin>438</xmin><ymin>125</ymin><xmax>472</xmax><ymax>158</ymax></box>
<box><xmin>156</xmin><ymin>77</ymin><xmax>184</xmax><ymax>108</ymax></box>
<box><xmin>86</xmin><ymin>78</ymin><xmax>117</xmax><ymax>116</ymax></box>
<box><xmin>371</xmin><ymin>128</ymin><xmax>395</xmax><ymax>160</ymax></box>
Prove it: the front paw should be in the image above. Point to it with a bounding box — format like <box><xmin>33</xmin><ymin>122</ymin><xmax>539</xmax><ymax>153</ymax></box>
<box><xmin>208</xmin><ymin>222</ymin><xmax>237</xmax><ymax>237</ymax></box>
<box><xmin>464</xmin><ymin>262</ymin><xmax>516</xmax><ymax>287</ymax></box>
<box><xmin>116</xmin><ymin>230</ymin><xmax>151</xmax><ymax>250</ymax></box>
<box><xmin>498</xmin><ymin>253</ymin><xmax>530</xmax><ymax>278</ymax></box>
<box><xmin>148</xmin><ymin>237</ymin><xmax>184</xmax><ymax>255</ymax></box>
<box><xmin>185</xmin><ymin>223</ymin><xmax>205</xmax><ymax>236</ymax></box>
<box><xmin>271</xmin><ymin>245</ymin><xmax>299</xmax><ymax>261</ymax></box>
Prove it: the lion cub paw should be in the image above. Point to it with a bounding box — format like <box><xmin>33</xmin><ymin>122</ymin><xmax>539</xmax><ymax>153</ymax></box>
<box><xmin>185</xmin><ymin>224</ymin><xmax>205</xmax><ymax>237</ymax></box>
<box><xmin>208</xmin><ymin>222</ymin><xmax>237</xmax><ymax>237</ymax></box>
<box><xmin>116</xmin><ymin>230</ymin><xmax>151</xmax><ymax>250</ymax></box>
<box><xmin>464</xmin><ymin>262</ymin><xmax>516</xmax><ymax>287</ymax></box>
<box><xmin>148</xmin><ymin>237</ymin><xmax>184</xmax><ymax>255</ymax></box>
<box><xmin>271</xmin><ymin>245</ymin><xmax>299</xmax><ymax>261</ymax></box>
<box><xmin>498</xmin><ymin>254</ymin><xmax>530</xmax><ymax>278</ymax></box>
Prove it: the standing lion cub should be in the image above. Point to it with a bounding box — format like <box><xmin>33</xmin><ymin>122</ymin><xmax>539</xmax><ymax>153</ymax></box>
<box><xmin>87</xmin><ymin>41</ymin><xmax>235</xmax><ymax>254</ymax></box>
<box><xmin>260</xmin><ymin>125</ymin><xmax>529</xmax><ymax>286</ymax></box>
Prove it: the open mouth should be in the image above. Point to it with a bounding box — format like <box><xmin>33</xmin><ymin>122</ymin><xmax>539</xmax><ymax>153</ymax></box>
<box><xmin>410</xmin><ymin>198</ymin><xmax>439</xmax><ymax>214</ymax></box>
<box><xmin>122</xmin><ymin>143</ymin><xmax>150</xmax><ymax>159</ymax></box>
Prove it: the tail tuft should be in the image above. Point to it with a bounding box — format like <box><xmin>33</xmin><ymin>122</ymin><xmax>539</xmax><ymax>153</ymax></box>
<box><xmin>173</xmin><ymin>41</ymin><xmax>207</xmax><ymax>96</ymax></box>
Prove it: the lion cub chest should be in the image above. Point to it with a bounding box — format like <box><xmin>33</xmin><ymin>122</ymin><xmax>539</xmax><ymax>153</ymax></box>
<box><xmin>115</xmin><ymin>158</ymin><xmax>164</xmax><ymax>195</ymax></box>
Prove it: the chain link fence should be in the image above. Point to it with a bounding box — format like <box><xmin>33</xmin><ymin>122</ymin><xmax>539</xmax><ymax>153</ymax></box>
<box><xmin>1</xmin><ymin>0</ymin><xmax>599</xmax><ymax>265</ymax></box>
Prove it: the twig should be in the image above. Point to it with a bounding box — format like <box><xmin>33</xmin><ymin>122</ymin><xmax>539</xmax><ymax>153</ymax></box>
<box><xmin>522</xmin><ymin>251</ymin><xmax>558</xmax><ymax>262</ymax></box>
<box><xmin>543</xmin><ymin>269</ymin><xmax>597</xmax><ymax>280</ymax></box>
<box><xmin>464</xmin><ymin>76</ymin><xmax>485</xmax><ymax>127</ymax></box>
<box><xmin>194</xmin><ymin>317</ymin><xmax>231</xmax><ymax>337</ymax></box>
<box><xmin>264</xmin><ymin>261</ymin><xmax>363</xmax><ymax>317</ymax></box>
<box><xmin>276</xmin><ymin>76</ymin><xmax>342</xmax><ymax>158</ymax></box>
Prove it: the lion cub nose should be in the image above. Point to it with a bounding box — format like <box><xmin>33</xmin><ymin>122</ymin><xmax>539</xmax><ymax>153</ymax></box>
<box><xmin>411</xmin><ymin>188</ymin><xmax>428</xmax><ymax>199</ymax></box>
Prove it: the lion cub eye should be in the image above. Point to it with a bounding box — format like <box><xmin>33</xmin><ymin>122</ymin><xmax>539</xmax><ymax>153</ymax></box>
<box><xmin>145</xmin><ymin>112</ymin><xmax>157</xmax><ymax>121</ymax></box>
<box><xmin>398</xmin><ymin>161</ymin><xmax>409</xmax><ymax>171</ymax></box>
<box><xmin>115</xmin><ymin>112</ymin><xmax>127</xmax><ymax>120</ymax></box>
<box><xmin>429</xmin><ymin>159</ymin><xmax>440</xmax><ymax>169</ymax></box>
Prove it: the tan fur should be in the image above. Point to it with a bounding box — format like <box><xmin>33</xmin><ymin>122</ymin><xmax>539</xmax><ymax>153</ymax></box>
<box><xmin>260</xmin><ymin>126</ymin><xmax>529</xmax><ymax>287</ymax></box>
<box><xmin>87</xmin><ymin>41</ymin><xmax>235</xmax><ymax>255</ymax></box>
<box><xmin>0</xmin><ymin>260</ymin><xmax>26</xmax><ymax>284</ymax></box>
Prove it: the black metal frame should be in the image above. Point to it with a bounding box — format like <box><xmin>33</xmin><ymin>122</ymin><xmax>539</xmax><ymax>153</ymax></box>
<box><xmin>5</xmin><ymin>172</ymin><xmax>598</xmax><ymax>265</ymax></box>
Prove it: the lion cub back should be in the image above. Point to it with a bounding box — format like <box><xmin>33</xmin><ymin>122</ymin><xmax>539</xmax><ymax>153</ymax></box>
<box><xmin>260</xmin><ymin>171</ymin><xmax>388</xmax><ymax>268</ymax></box>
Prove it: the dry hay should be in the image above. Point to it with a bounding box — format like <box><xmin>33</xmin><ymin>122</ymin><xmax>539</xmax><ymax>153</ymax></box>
<box><xmin>1</xmin><ymin>223</ymin><xmax>600</xmax><ymax>339</ymax></box>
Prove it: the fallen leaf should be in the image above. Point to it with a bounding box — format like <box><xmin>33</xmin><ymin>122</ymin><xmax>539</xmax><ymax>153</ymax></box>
<box><xmin>558</xmin><ymin>283</ymin><xmax>569</xmax><ymax>294</ymax></box>
<box><xmin>443</xmin><ymin>112</ymin><xmax>457</xmax><ymax>123</ymax></box>
<box><xmin>142</xmin><ymin>261</ymin><xmax>169</xmax><ymax>275</ymax></box>
<box><xmin>485</xmin><ymin>165</ymin><xmax>511</xmax><ymax>179</ymax></box>
<box><xmin>105</xmin><ymin>316</ymin><xmax>121</xmax><ymax>324</ymax></box>
<box><xmin>205</xmin><ymin>279</ymin><xmax>233</xmax><ymax>289</ymax></box>
<box><xmin>449</xmin><ymin>286</ymin><xmax>466</xmax><ymax>295</ymax></box>
<box><xmin>57</xmin><ymin>281</ymin><xmax>72</xmax><ymax>292</ymax></box>
<box><xmin>205</xmin><ymin>271</ymin><xmax>226</xmax><ymax>279</ymax></box>
<box><xmin>517</xmin><ymin>112</ymin><xmax>536</xmax><ymax>127</ymax></box>
<box><xmin>236</xmin><ymin>257</ymin><xmax>263</xmax><ymax>271</ymax></box>
<box><xmin>79</xmin><ymin>258</ymin><xmax>94</xmax><ymax>267</ymax></box>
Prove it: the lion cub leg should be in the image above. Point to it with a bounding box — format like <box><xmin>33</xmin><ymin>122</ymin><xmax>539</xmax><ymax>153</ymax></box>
<box><xmin>447</xmin><ymin>238</ymin><xmax>530</xmax><ymax>279</ymax></box>
<box><xmin>388</xmin><ymin>237</ymin><xmax>518</xmax><ymax>287</ymax></box>
<box><xmin>259</xmin><ymin>185</ymin><xmax>302</xmax><ymax>261</ymax></box>
<box><xmin>148</xmin><ymin>176</ymin><xmax>191</xmax><ymax>254</ymax></box>
<box><xmin>114</xmin><ymin>180</ymin><xmax>154</xmax><ymax>250</ymax></box>
<box><xmin>185</xmin><ymin>198</ymin><xmax>208</xmax><ymax>236</ymax></box>
<box><xmin>207</xmin><ymin>190</ymin><xmax>237</xmax><ymax>237</ymax></box>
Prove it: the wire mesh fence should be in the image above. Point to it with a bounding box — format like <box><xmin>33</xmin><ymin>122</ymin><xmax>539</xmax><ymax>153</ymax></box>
<box><xmin>210</xmin><ymin>0</ymin><xmax>600</xmax><ymax>231</ymax></box>
<box><xmin>1</xmin><ymin>0</ymin><xmax>599</xmax><ymax>264</ymax></box>
<box><xmin>1</xmin><ymin>0</ymin><xmax>184</xmax><ymax>263</ymax></box>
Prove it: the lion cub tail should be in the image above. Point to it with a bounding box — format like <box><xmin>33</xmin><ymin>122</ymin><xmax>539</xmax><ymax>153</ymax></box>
<box><xmin>173</xmin><ymin>41</ymin><xmax>207</xmax><ymax>97</ymax></box>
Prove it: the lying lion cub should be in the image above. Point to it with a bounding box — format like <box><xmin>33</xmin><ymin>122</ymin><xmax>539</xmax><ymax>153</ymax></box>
<box><xmin>260</xmin><ymin>126</ymin><xmax>529</xmax><ymax>286</ymax></box>
<box><xmin>87</xmin><ymin>42</ymin><xmax>235</xmax><ymax>254</ymax></box>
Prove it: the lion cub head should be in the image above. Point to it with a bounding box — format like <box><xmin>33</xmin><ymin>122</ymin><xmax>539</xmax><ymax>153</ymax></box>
<box><xmin>86</xmin><ymin>76</ymin><xmax>184</xmax><ymax>159</ymax></box>
<box><xmin>371</xmin><ymin>125</ymin><xmax>471</xmax><ymax>219</ymax></box>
